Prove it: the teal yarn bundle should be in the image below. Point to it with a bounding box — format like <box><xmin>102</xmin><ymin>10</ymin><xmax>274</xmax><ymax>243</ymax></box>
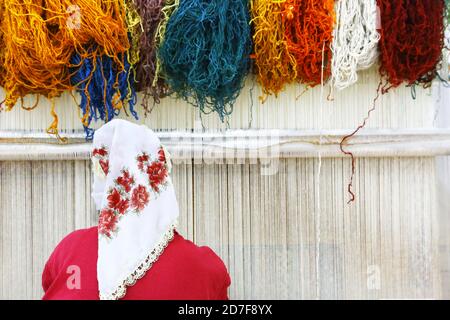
<box><xmin>159</xmin><ymin>0</ymin><xmax>252</xmax><ymax>120</ymax></box>
<box><xmin>446</xmin><ymin>0</ymin><xmax>450</xmax><ymax>24</ymax></box>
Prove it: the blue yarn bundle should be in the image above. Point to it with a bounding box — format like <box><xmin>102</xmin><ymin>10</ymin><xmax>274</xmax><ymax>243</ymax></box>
<box><xmin>159</xmin><ymin>0</ymin><xmax>252</xmax><ymax>120</ymax></box>
<box><xmin>70</xmin><ymin>50</ymin><xmax>138</xmax><ymax>140</ymax></box>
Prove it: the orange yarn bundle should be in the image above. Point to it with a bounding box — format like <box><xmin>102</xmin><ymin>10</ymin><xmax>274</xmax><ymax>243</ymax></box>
<box><xmin>0</xmin><ymin>0</ymin><xmax>129</xmax><ymax>130</ymax></box>
<box><xmin>2</xmin><ymin>1</ymin><xmax>68</xmax><ymax>109</ymax></box>
<box><xmin>284</xmin><ymin>0</ymin><xmax>335</xmax><ymax>86</ymax></box>
<box><xmin>250</xmin><ymin>0</ymin><xmax>297</xmax><ymax>96</ymax></box>
<box><xmin>0</xmin><ymin>2</ymin><xmax>4</xmax><ymax>93</ymax></box>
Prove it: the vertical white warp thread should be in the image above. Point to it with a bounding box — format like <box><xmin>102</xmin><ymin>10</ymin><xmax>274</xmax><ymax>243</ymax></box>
<box><xmin>331</xmin><ymin>0</ymin><xmax>380</xmax><ymax>90</ymax></box>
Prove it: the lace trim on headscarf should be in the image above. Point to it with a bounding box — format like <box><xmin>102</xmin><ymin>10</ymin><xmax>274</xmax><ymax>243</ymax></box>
<box><xmin>99</xmin><ymin>221</ymin><xmax>177</xmax><ymax>300</ymax></box>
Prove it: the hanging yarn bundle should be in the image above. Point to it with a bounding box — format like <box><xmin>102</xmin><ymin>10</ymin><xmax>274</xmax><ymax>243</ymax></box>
<box><xmin>445</xmin><ymin>0</ymin><xmax>450</xmax><ymax>75</ymax></box>
<box><xmin>441</xmin><ymin>0</ymin><xmax>450</xmax><ymax>81</ymax></box>
<box><xmin>153</xmin><ymin>0</ymin><xmax>180</xmax><ymax>86</ymax></box>
<box><xmin>1</xmin><ymin>0</ymin><xmax>132</xmax><ymax>136</ymax></box>
<box><xmin>445</xmin><ymin>0</ymin><xmax>450</xmax><ymax>48</ymax></box>
<box><xmin>284</xmin><ymin>0</ymin><xmax>335</xmax><ymax>86</ymax></box>
<box><xmin>70</xmin><ymin>52</ymin><xmax>137</xmax><ymax>140</ymax></box>
<box><xmin>0</xmin><ymin>2</ymin><xmax>4</xmax><ymax>95</ymax></box>
<box><xmin>447</xmin><ymin>0</ymin><xmax>450</xmax><ymax>24</ymax></box>
<box><xmin>125</xmin><ymin>0</ymin><xmax>142</xmax><ymax>68</ymax></box>
<box><xmin>1</xmin><ymin>0</ymin><xmax>75</xmax><ymax>111</ymax></box>
<box><xmin>331</xmin><ymin>0</ymin><xmax>380</xmax><ymax>90</ymax></box>
<box><xmin>159</xmin><ymin>0</ymin><xmax>252</xmax><ymax>120</ymax></box>
<box><xmin>377</xmin><ymin>0</ymin><xmax>445</xmax><ymax>91</ymax></box>
<box><xmin>134</xmin><ymin>0</ymin><xmax>169</xmax><ymax>111</ymax></box>
<box><xmin>250</xmin><ymin>0</ymin><xmax>297</xmax><ymax>96</ymax></box>
<box><xmin>66</xmin><ymin>0</ymin><xmax>137</xmax><ymax>139</ymax></box>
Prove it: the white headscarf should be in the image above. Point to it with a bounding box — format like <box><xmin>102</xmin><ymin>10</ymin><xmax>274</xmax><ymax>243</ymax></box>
<box><xmin>91</xmin><ymin>119</ymin><xmax>178</xmax><ymax>300</ymax></box>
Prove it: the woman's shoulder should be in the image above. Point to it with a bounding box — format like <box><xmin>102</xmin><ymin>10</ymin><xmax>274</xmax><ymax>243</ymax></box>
<box><xmin>54</xmin><ymin>227</ymin><xmax>97</xmax><ymax>252</ymax></box>
<box><xmin>42</xmin><ymin>226</ymin><xmax>99</xmax><ymax>298</ymax></box>
<box><xmin>48</xmin><ymin>226</ymin><xmax>98</xmax><ymax>267</ymax></box>
<box><xmin>169</xmin><ymin>232</ymin><xmax>231</xmax><ymax>284</ymax></box>
<box><xmin>61</xmin><ymin>226</ymin><xmax>97</xmax><ymax>242</ymax></box>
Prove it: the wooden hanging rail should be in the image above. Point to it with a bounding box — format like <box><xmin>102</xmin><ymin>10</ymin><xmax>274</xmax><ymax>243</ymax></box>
<box><xmin>1</xmin><ymin>129</ymin><xmax>450</xmax><ymax>161</ymax></box>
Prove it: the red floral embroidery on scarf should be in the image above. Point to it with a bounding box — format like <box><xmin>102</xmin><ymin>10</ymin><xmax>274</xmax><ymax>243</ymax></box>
<box><xmin>107</xmin><ymin>188</ymin><xmax>122</xmax><ymax>209</ymax></box>
<box><xmin>99</xmin><ymin>169</ymin><xmax>148</xmax><ymax>238</ymax></box>
<box><xmin>158</xmin><ymin>148</ymin><xmax>166</xmax><ymax>162</ymax></box>
<box><xmin>116</xmin><ymin>198</ymin><xmax>130</xmax><ymax>215</ymax></box>
<box><xmin>93</xmin><ymin>146</ymin><xmax>109</xmax><ymax>175</ymax></box>
<box><xmin>146</xmin><ymin>161</ymin><xmax>168</xmax><ymax>192</ymax></box>
<box><xmin>131</xmin><ymin>185</ymin><xmax>150</xmax><ymax>212</ymax></box>
<box><xmin>99</xmin><ymin>209</ymin><xmax>118</xmax><ymax>238</ymax></box>
<box><xmin>116</xmin><ymin>170</ymin><xmax>135</xmax><ymax>193</ymax></box>
<box><xmin>93</xmin><ymin>147</ymin><xmax>108</xmax><ymax>158</ymax></box>
<box><xmin>99</xmin><ymin>160</ymin><xmax>109</xmax><ymax>175</ymax></box>
<box><xmin>99</xmin><ymin>147</ymin><xmax>169</xmax><ymax>239</ymax></box>
<box><xmin>137</xmin><ymin>153</ymin><xmax>150</xmax><ymax>171</ymax></box>
<box><xmin>137</xmin><ymin>147</ymin><xmax>169</xmax><ymax>193</ymax></box>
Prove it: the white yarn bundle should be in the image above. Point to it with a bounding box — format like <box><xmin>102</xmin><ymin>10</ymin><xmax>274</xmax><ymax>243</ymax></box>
<box><xmin>331</xmin><ymin>0</ymin><xmax>380</xmax><ymax>90</ymax></box>
<box><xmin>445</xmin><ymin>14</ymin><xmax>450</xmax><ymax>80</ymax></box>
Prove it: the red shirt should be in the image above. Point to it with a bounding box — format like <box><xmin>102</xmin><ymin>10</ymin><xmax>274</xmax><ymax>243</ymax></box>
<box><xmin>42</xmin><ymin>227</ymin><xmax>230</xmax><ymax>300</ymax></box>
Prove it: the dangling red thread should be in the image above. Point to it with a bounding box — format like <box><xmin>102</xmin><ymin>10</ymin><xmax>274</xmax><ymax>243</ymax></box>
<box><xmin>340</xmin><ymin>81</ymin><xmax>382</xmax><ymax>204</ymax></box>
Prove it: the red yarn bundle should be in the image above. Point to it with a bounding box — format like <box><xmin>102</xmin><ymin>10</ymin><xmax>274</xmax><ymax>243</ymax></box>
<box><xmin>378</xmin><ymin>0</ymin><xmax>445</xmax><ymax>91</ymax></box>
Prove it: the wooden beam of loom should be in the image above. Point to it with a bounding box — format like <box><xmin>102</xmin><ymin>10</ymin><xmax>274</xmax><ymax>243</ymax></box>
<box><xmin>1</xmin><ymin>129</ymin><xmax>450</xmax><ymax>161</ymax></box>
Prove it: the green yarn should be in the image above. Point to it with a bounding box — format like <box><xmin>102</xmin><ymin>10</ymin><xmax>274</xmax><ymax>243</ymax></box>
<box><xmin>158</xmin><ymin>0</ymin><xmax>252</xmax><ymax>120</ymax></box>
<box><xmin>446</xmin><ymin>0</ymin><xmax>450</xmax><ymax>25</ymax></box>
